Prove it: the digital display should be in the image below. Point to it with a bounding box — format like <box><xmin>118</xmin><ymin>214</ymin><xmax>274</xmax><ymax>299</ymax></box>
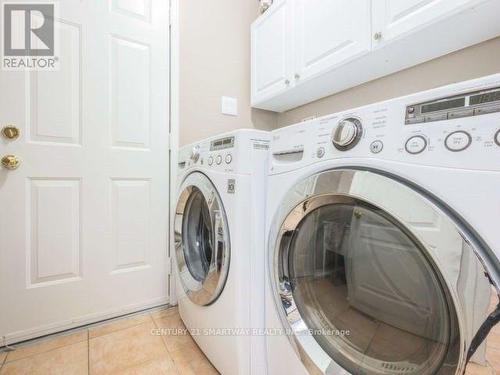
<box><xmin>406</xmin><ymin>85</ymin><xmax>500</xmax><ymax>125</ymax></box>
<box><xmin>421</xmin><ymin>98</ymin><xmax>465</xmax><ymax>114</ymax></box>
<box><xmin>470</xmin><ymin>90</ymin><xmax>500</xmax><ymax>105</ymax></box>
<box><xmin>210</xmin><ymin>136</ymin><xmax>235</xmax><ymax>151</ymax></box>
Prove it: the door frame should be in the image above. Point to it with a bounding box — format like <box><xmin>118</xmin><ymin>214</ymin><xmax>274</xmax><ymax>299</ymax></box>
<box><xmin>169</xmin><ymin>0</ymin><xmax>180</xmax><ymax>305</ymax></box>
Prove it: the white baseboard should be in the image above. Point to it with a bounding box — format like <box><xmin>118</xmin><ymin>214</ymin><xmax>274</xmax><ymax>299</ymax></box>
<box><xmin>3</xmin><ymin>296</ymin><xmax>169</xmax><ymax>346</ymax></box>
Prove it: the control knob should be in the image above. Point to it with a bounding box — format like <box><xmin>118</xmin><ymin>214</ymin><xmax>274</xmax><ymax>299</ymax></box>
<box><xmin>190</xmin><ymin>145</ymin><xmax>200</xmax><ymax>163</ymax></box>
<box><xmin>332</xmin><ymin>118</ymin><xmax>363</xmax><ymax>151</ymax></box>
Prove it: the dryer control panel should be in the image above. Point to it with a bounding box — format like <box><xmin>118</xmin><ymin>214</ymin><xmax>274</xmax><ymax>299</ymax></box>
<box><xmin>270</xmin><ymin>74</ymin><xmax>500</xmax><ymax>174</ymax></box>
<box><xmin>178</xmin><ymin>130</ymin><xmax>270</xmax><ymax>176</ymax></box>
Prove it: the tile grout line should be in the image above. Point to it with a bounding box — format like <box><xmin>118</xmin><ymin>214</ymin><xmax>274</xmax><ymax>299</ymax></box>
<box><xmin>150</xmin><ymin>311</ymin><xmax>183</xmax><ymax>373</ymax></box>
<box><xmin>89</xmin><ymin>321</ymin><xmax>149</xmax><ymax>340</ymax></box>
<box><xmin>7</xmin><ymin>312</ymin><xmax>157</xmax><ymax>367</ymax></box>
<box><xmin>1</xmin><ymin>305</ymin><xmax>170</xmax><ymax>353</ymax></box>
<box><xmin>1</xmin><ymin>308</ymin><xmax>176</xmax><ymax>373</ymax></box>
<box><xmin>3</xmin><ymin>336</ymin><xmax>89</xmax><ymax>365</ymax></box>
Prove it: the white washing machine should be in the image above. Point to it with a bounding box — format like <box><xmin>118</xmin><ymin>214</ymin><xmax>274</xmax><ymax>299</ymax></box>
<box><xmin>174</xmin><ymin>129</ymin><xmax>270</xmax><ymax>375</ymax></box>
<box><xmin>265</xmin><ymin>75</ymin><xmax>500</xmax><ymax>375</ymax></box>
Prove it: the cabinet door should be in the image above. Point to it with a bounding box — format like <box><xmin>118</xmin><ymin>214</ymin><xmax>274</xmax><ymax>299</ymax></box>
<box><xmin>251</xmin><ymin>0</ymin><xmax>293</xmax><ymax>104</ymax></box>
<box><xmin>294</xmin><ymin>0</ymin><xmax>371</xmax><ymax>82</ymax></box>
<box><xmin>372</xmin><ymin>0</ymin><xmax>486</xmax><ymax>45</ymax></box>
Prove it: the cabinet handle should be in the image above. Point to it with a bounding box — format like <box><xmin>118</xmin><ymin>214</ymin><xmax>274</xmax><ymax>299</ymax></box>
<box><xmin>374</xmin><ymin>32</ymin><xmax>382</xmax><ymax>41</ymax></box>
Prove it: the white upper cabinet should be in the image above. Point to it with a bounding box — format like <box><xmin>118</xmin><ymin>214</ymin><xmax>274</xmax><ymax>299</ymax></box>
<box><xmin>294</xmin><ymin>0</ymin><xmax>371</xmax><ymax>82</ymax></box>
<box><xmin>251</xmin><ymin>0</ymin><xmax>500</xmax><ymax>112</ymax></box>
<box><xmin>372</xmin><ymin>0</ymin><xmax>487</xmax><ymax>45</ymax></box>
<box><xmin>251</xmin><ymin>0</ymin><xmax>293</xmax><ymax>103</ymax></box>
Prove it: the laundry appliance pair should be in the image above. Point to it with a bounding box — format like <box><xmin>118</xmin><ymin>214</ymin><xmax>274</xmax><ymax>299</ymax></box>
<box><xmin>174</xmin><ymin>75</ymin><xmax>500</xmax><ymax>375</ymax></box>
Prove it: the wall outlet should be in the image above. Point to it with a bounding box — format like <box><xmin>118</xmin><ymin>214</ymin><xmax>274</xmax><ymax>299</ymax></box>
<box><xmin>221</xmin><ymin>96</ymin><xmax>238</xmax><ymax>116</ymax></box>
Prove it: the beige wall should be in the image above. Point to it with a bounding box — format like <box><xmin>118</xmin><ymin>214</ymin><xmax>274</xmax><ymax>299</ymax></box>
<box><xmin>180</xmin><ymin>2</ymin><xmax>500</xmax><ymax>143</ymax></box>
<box><xmin>179</xmin><ymin>0</ymin><xmax>277</xmax><ymax>146</ymax></box>
<box><xmin>277</xmin><ymin>37</ymin><xmax>500</xmax><ymax>127</ymax></box>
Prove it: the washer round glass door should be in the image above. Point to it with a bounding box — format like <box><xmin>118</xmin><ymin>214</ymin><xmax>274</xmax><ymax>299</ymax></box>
<box><xmin>270</xmin><ymin>169</ymin><xmax>497</xmax><ymax>375</ymax></box>
<box><xmin>175</xmin><ymin>172</ymin><xmax>230</xmax><ymax>306</ymax></box>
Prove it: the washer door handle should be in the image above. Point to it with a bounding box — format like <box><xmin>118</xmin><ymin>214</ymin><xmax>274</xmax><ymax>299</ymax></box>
<box><xmin>212</xmin><ymin>210</ymin><xmax>223</xmax><ymax>273</ymax></box>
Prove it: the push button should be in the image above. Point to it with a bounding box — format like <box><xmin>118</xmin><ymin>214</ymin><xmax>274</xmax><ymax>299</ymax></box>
<box><xmin>448</xmin><ymin>109</ymin><xmax>474</xmax><ymax>119</ymax></box>
<box><xmin>474</xmin><ymin>106</ymin><xmax>500</xmax><ymax>116</ymax></box>
<box><xmin>405</xmin><ymin>117</ymin><xmax>424</xmax><ymax>125</ymax></box>
<box><xmin>424</xmin><ymin>113</ymin><xmax>448</xmax><ymax>122</ymax></box>
<box><xmin>225</xmin><ymin>154</ymin><xmax>232</xmax><ymax>164</ymax></box>
<box><xmin>316</xmin><ymin>147</ymin><xmax>325</xmax><ymax>158</ymax></box>
<box><xmin>370</xmin><ymin>140</ymin><xmax>384</xmax><ymax>154</ymax></box>
<box><xmin>216</xmin><ymin>155</ymin><xmax>222</xmax><ymax>165</ymax></box>
<box><xmin>405</xmin><ymin>135</ymin><xmax>427</xmax><ymax>155</ymax></box>
<box><xmin>444</xmin><ymin>131</ymin><xmax>471</xmax><ymax>152</ymax></box>
<box><xmin>208</xmin><ymin>156</ymin><xmax>214</xmax><ymax>166</ymax></box>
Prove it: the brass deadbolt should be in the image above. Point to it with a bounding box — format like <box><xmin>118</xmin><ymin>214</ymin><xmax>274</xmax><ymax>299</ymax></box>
<box><xmin>2</xmin><ymin>126</ymin><xmax>20</xmax><ymax>140</ymax></box>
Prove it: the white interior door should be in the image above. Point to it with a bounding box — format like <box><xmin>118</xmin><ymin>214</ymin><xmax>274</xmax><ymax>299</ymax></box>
<box><xmin>0</xmin><ymin>0</ymin><xmax>170</xmax><ymax>344</ymax></box>
<box><xmin>372</xmin><ymin>0</ymin><xmax>487</xmax><ymax>46</ymax></box>
<box><xmin>294</xmin><ymin>0</ymin><xmax>371</xmax><ymax>82</ymax></box>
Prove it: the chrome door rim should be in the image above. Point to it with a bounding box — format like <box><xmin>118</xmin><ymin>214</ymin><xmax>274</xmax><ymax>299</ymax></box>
<box><xmin>175</xmin><ymin>172</ymin><xmax>230</xmax><ymax>306</ymax></box>
<box><xmin>268</xmin><ymin>168</ymin><xmax>499</xmax><ymax>375</ymax></box>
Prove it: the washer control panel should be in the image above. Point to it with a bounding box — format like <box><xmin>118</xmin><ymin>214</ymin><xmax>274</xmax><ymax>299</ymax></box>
<box><xmin>270</xmin><ymin>75</ymin><xmax>500</xmax><ymax>173</ymax></box>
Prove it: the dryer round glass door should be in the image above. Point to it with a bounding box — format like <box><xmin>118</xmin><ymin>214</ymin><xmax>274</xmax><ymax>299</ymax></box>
<box><xmin>270</xmin><ymin>169</ymin><xmax>498</xmax><ymax>375</ymax></box>
<box><xmin>175</xmin><ymin>172</ymin><xmax>230</xmax><ymax>306</ymax></box>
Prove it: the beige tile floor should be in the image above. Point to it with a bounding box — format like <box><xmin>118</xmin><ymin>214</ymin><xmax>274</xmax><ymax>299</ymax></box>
<box><xmin>0</xmin><ymin>305</ymin><xmax>498</xmax><ymax>375</ymax></box>
<box><xmin>0</xmin><ymin>307</ymin><xmax>219</xmax><ymax>375</ymax></box>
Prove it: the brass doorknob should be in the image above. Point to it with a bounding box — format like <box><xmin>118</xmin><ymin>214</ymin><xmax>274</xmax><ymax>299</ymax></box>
<box><xmin>1</xmin><ymin>155</ymin><xmax>21</xmax><ymax>170</ymax></box>
<box><xmin>1</xmin><ymin>126</ymin><xmax>20</xmax><ymax>140</ymax></box>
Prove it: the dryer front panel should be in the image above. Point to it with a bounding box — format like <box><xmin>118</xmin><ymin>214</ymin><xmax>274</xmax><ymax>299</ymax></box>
<box><xmin>175</xmin><ymin>172</ymin><xmax>230</xmax><ymax>306</ymax></box>
<box><xmin>269</xmin><ymin>168</ymin><xmax>498</xmax><ymax>375</ymax></box>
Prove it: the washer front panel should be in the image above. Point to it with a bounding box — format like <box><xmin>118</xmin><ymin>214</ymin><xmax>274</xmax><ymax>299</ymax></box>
<box><xmin>175</xmin><ymin>172</ymin><xmax>230</xmax><ymax>306</ymax></box>
<box><xmin>269</xmin><ymin>169</ymin><xmax>497</xmax><ymax>375</ymax></box>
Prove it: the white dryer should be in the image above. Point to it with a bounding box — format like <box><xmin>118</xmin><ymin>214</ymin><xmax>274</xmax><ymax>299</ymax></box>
<box><xmin>174</xmin><ymin>130</ymin><xmax>270</xmax><ymax>375</ymax></box>
<box><xmin>265</xmin><ymin>75</ymin><xmax>500</xmax><ymax>375</ymax></box>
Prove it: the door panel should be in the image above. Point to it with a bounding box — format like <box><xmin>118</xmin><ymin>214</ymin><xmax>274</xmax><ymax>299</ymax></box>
<box><xmin>111</xmin><ymin>179</ymin><xmax>151</xmax><ymax>273</ymax></box>
<box><xmin>372</xmin><ymin>0</ymin><xmax>486</xmax><ymax>45</ymax></box>
<box><xmin>30</xmin><ymin>21</ymin><xmax>81</xmax><ymax>145</ymax></box>
<box><xmin>251</xmin><ymin>0</ymin><xmax>293</xmax><ymax>103</ymax></box>
<box><xmin>294</xmin><ymin>0</ymin><xmax>371</xmax><ymax>81</ymax></box>
<box><xmin>110</xmin><ymin>36</ymin><xmax>151</xmax><ymax>149</ymax></box>
<box><xmin>0</xmin><ymin>0</ymin><xmax>170</xmax><ymax>344</ymax></box>
<box><xmin>28</xmin><ymin>178</ymin><xmax>81</xmax><ymax>286</ymax></box>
